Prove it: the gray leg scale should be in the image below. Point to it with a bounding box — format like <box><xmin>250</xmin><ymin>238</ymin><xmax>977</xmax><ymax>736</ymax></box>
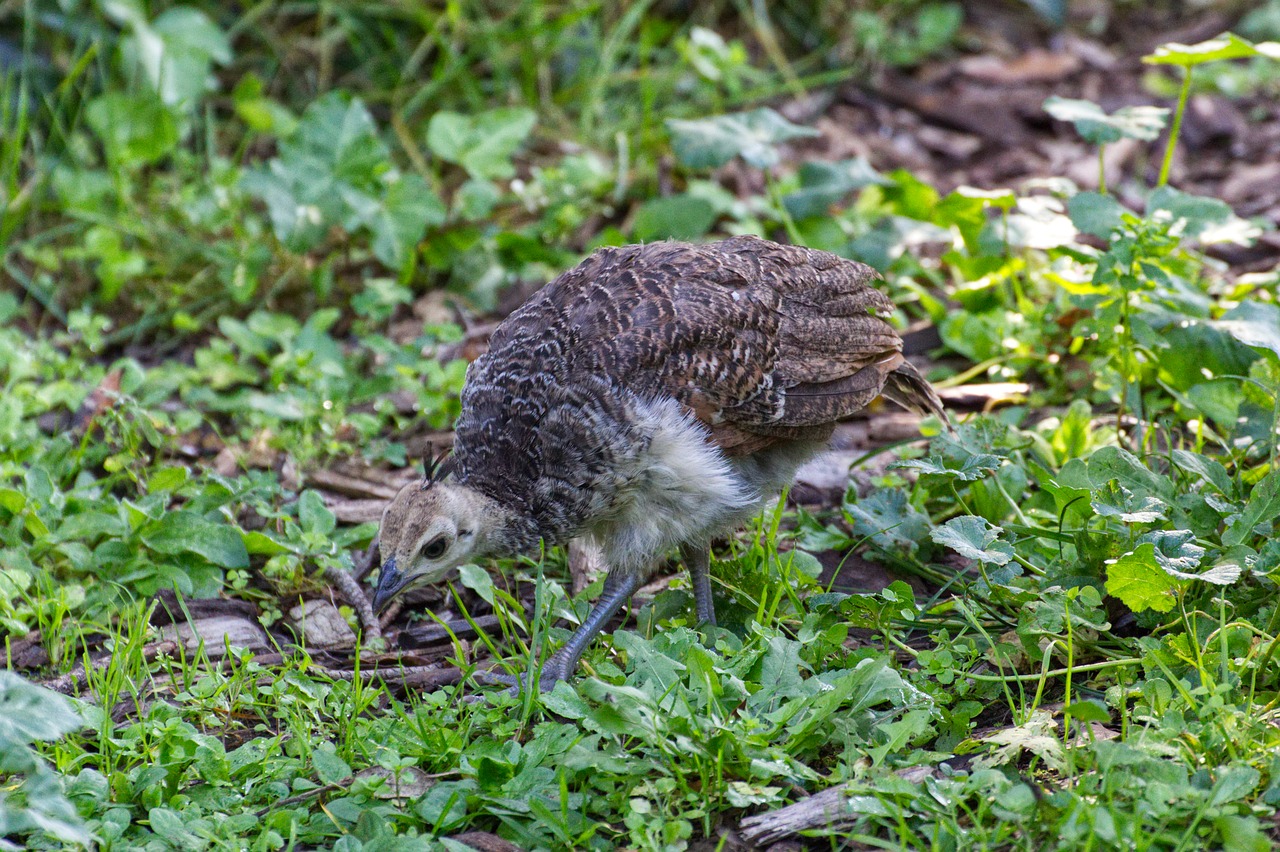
<box><xmin>682</xmin><ymin>543</ymin><xmax>716</xmax><ymax>627</ymax></box>
<box><xmin>536</xmin><ymin>569</ymin><xmax>643</xmax><ymax>687</ymax></box>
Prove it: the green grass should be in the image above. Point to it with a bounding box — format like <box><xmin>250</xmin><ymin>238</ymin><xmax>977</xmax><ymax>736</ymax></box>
<box><xmin>3</xmin><ymin>2</ymin><xmax>1280</xmax><ymax>850</ymax></box>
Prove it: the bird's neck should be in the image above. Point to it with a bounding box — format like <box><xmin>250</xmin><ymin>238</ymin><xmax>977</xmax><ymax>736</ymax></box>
<box><xmin>456</xmin><ymin>477</ymin><xmax>542</xmax><ymax>557</ymax></box>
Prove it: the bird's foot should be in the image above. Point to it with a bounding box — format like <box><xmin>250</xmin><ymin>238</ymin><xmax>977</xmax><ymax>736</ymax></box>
<box><xmin>470</xmin><ymin>656</ymin><xmax>575</xmax><ymax>695</ymax></box>
<box><xmin>470</xmin><ymin>669</ymin><xmax>522</xmax><ymax>691</ymax></box>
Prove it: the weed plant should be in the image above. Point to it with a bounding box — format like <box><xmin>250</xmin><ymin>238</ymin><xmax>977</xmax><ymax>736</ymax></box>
<box><xmin>1</xmin><ymin>3</ymin><xmax>1279</xmax><ymax>850</ymax></box>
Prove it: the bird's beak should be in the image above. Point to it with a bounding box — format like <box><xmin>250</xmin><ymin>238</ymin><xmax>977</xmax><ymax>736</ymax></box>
<box><xmin>370</xmin><ymin>557</ymin><xmax>403</xmax><ymax>613</ymax></box>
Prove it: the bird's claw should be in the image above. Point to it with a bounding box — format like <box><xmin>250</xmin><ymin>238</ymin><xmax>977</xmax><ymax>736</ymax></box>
<box><xmin>471</xmin><ymin>661</ymin><xmax>573</xmax><ymax>696</ymax></box>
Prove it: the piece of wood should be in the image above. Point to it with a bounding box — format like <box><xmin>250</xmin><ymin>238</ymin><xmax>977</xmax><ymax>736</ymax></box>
<box><xmin>306</xmin><ymin>468</ymin><xmax>400</xmax><ymax>500</ymax></box>
<box><xmin>739</xmin><ymin>767</ymin><xmax>936</xmax><ymax>844</ymax></box>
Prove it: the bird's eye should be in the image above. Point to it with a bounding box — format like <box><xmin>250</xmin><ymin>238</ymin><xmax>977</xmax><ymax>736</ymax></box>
<box><xmin>421</xmin><ymin>536</ymin><xmax>449</xmax><ymax>560</ymax></box>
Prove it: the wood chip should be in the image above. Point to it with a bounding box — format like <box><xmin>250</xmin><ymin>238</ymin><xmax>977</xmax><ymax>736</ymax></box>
<box><xmin>288</xmin><ymin>599</ymin><xmax>357</xmax><ymax>650</ymax></box>
<box><xmin>448</xmin><ymin>831</ymin><xmax>524</xmax><ymax>852</ymax></box>
<box><xmin>306</xmin><ymin>468</ymin><xmax>399</xmax><ymax>500</ymax></box>
<box><xmin>158</xmin><ymin>615</ymin><xmax>272</xmax><ymax>659</ymax></box>
<box><xmin>958</xmin><ymin>49</ymin><xmax>1082</xmax><ymax>84</ymax></box>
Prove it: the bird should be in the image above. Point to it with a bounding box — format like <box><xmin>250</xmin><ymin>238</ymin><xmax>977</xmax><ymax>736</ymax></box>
<box><xmin>371</xmin><ymin>235</ymin><xmax>947</xmax><ymax>689</ymax></box>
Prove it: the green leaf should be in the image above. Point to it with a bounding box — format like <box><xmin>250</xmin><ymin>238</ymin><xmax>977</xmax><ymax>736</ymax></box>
<box><xmin>298</xmin><ymin>490</ymin><xmax>336</xmax><ymax>536</ymax></box>
<box><xmin>148</xmin><ymin>807</ymin><xmax>199</xmax><ymax>847</ymax></box>
<box><xmin>457</xmin><ymin>563</ymin><xmax>495</xmax><ymax>605</ymax></box>
<box><xmin>1172</xmin><ymin>449</ymin><xmax>1235</xmax><ymax>497</ymax></box>
<box><xmin>426</xmin><ymin>107</ymin><xmax>536</xmax><ymax>180</ymax></box>
<box><xmin>232</xmin><ymin>72</ymin><xmax>297</xmax><ymax>135</ymax></box>
<box><xmin>1087</xmin><ymin>446</ymin><xmax>1173</xmax><ymax>500</ymax></box>
<box><xmin>844</xmin><ymin>489</ymin><xmax>931</xmax><ymax>556</ymax></box>
<box><xmin>1092</xmin><ymin>481</ymin><xmax>1166</xmax><ymax>524</ymax></box>
<box><xmin>1105</xmin><ymin>544</ymin><xmax>1182</xmax><ymax>612</ymax></box>
<box><xmin>895</xmin><ymin>453</ymin><xmax>1001</xmax><ymax>482</ymax></box>
<box><xmin>313</xmin><ymin>744</ymin><xmax>353</xmax><ymax>785</ymax></box>
<box><xmin>1063</xmin><ymin>699</ymin><xmax>1111</xmax><ymax>724</ymax></box>
<box><xmin>142</xmin><ymin>510</ymin><xmax>249</xmax><ymax>569</ymax></box>
<box><xmin>1211</xmin><ymin>300</ymin><xmax>1280</xmax><ymax>361</ymax></box>
<box><xmin>1224</xmin><ymin>467</ymin><xmax>1280</xmax><ymax>546</ymax></box>
<box><xmin>120</xmin><ymin>6</ymin><xmax>231</xmax><ymax>112</ymax></box>
<box><xmin>1068</xmin><ymin>191</ymin><xmax>1128</xmax><ymax>238</ymax></box>
<box><xmin>453</xmin><ymin>178</ymin><xmax>501</xmax><ymax>221</ymax></box>
<box><xmin>85</xmin><ymin>91</ymin><xmax>179</xmax><ymax>168</ymax></box>
<box><xmin>243</xmin><ymin>91</ymin><xmax>432</xmax><ymax>268</ymax></box>
<box><xmin>1208</xmin><ymin>765</ymin><xmax>1262</xmax><ymax>806</ymax></box>
<box><xmin>1139</xmin><ymin>530</ymin><xmax>1205</xmax><ymax>575</ymax></box>
<box><xmin>364</xmin><ymin>173</ymin><xmax>446</xmax><ymax>270</ymax></box>
<box><xmin>1147</xmin><ymin>186</ymin><xmax>1236</xmax><ymax>240</ymax></box>
<box><xmin>931</xmin><ymin>516</ymin><xmax>1014</xmax><ymax>566</ymax></box>
<box><xmin>1044</xmin><ymin>96</ymin><xmax>1169</xmax><ymax>144</ymax></box>
<box><xmin>631</xmin><ymin>194</ymin><xmax>716</xmax><ymax>242</ymax></box>
<box><xmin>1143</xmin><ymin>32</ymin><xmax>1280</xmax><ymax>67</ymax></box>
<box><xmin>666</xmin><ymin>108</ymin><xmax>818</xmax><ymax>170</ymax></box>
<box><xmin>0</xmin><ymin>671</ymin><xmax>84</xmax><ymax>746</ymax></box>
<box><xmin>783</xmin><ymin>157</ymin><xmax>887</xmax><ymax>219</ymax></box>
<box><xmin>243</xmin><ymin>531</ymin><xmax>293</xmax><ymax>556</ymax></box>
<box><xmin>0</xmin><ymin>487</ymin><xmax>25</xmax><ymax>514</ymax></box>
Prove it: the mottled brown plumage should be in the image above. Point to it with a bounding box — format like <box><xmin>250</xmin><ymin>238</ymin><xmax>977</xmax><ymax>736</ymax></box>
<box><xmin>373</xmin><ymin>236</ymin><xmax>947</xmax><ymax>688</ymax></box>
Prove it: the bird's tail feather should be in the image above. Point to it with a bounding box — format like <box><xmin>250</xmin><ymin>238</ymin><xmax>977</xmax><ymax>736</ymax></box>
<box><xmin>881</xmin><ymin>360</ymin><xmax>951</xmax><ymax>429</ymax></box>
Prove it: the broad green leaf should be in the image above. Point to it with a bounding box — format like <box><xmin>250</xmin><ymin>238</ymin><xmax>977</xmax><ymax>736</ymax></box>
<box><xmin>1044</xmin><ymin>96</ymin><xmax>1168</xmax><ymax>144</ymax></box>
<box><xmin>1092</xmin><ymin>481</ymin><xmax>1166</xmax><ymax>524</ymax></box>
<box><xmin>312</xmin><ymin>744</ymin><xmax>353</xmax><ymax>785</ymax></box>
<box><xmin>298</xmin><ymin>490</ymin><xmax>336</xmax><ymax>536</ymax></box>
<box><xmin>1068</xmin><ymin>191</ymin><xmax>1128</xmax><ymax>238</ymax></box>
<box><xmin>631</xmin><ymin>194</ymin><xmax>716</xmax><ymax>242</ymax></box>
<box><xmin>894</xmin><ymin>453</ymin><xmax>1001</xmax><ymax>482</ymax></box>
<box><xmin>0</xmin><ymin>671</ymin><xmax>84</xmax><ymax>746</ymax></box>
<box><xmin>1105</xmin><ymin>544</ymin><xmax>1181</xmax><ymax>613</ymax></box>
<box><xmin>844</xmin><ymin>490</ymin><xmax>931</xmax><ymax>556</ymax></box>
<box><xmin>242</xmin><ymin>91</ymin><xmax>437</xmax><ymax>271</ymax></box>
<box><xmin>0</xmin><ymin>487</ymin><xmax>26</xmax><ymax>514</ymax></box>
<box><xmin>120</xmin><ymin>6</ymin><xmax>231</xmax><ymax>111</ymax></box>
<box><xmin>364</xmin><ymin>174</ymin><xmax>445</xmax><ymax>270</ymax></box>
<box><xmin>1144</xmin><ymin>32</ymin><xmax>1280</xmax><ymax>67</ymax></box>
<box><xmin>241</xmin><ymin>532</ymin><xmax>293</xmax><ymax>557</ymax></box>
<box><xmin>454</xmin><ymin>178</ymin><xmax>502</xmax><ymax>221</ymax></box>
<box><xmin>1147</xmin><ymin>186</ymin><xmax>1236</xmax><ymax>240</ymax></box>
<box><xmin>666</xmin><ymin>108</ymin><xmax>818</xmax><ymax>170</ymax></box>
<box><xmin>931</xmin><ymin>516</ymin><xmax>1014</xmax><ymax>566</ymax></box>
<box><xmin>457</xmin><ymin>562</ymin><xmax>495</xmax><ymax>605</ymax></box>
<box><xmin>1171</xmin><ymin>449</ymin><xmax>1235</xmax><ymax>497</ymax></box>
<box><xmin>1207</xmin><ymin>765</ymin><xmax>1262</xmax><ymax>806</ymax></box>
<box><xmin>1224</xmin><ymin>467</ymin><xmax>1280</xmax><ymax>546</ymax></box>
<box><xmin>783</xmin><ymin>158</ymin><xmax>887</xmax><ymax>219</ymax></box>
<box><xmin>426</xmin><ymin>107</ymin><xmax>536</xmax><ymax>180</ymax></box>
<box><xmin>1211</xmin><ymin>300</ymin><xmax>1280</xmax><ymax>361</ymax></box>
<box><xmin>85</xmin><ymin>92</ymin><xmax>179</xmax><ymax>168</ymax></box>
<box><xmin>148</xmin><ymin>808</ymin><xmax>199</xmax><ymax>847</ymax></box>
<box><xmin>232</xmin><ymin>72</ymin><xmax>297</xmax><ymax>135</ymax></box>
<box><xmin>142</xmin><ymin>510</ymin><xmax>249</xmax><ymax>569</ymax></box>
<box><xmin>1063</xmin><ymin>699</ymin><xmax>1110</xmax><ymax>724</ymax></box>
<box><xmin>1138</xmin><ymin>530</ymin><xmax>1205</xmax><ymax>575</ymax></box>
<box><xmin>1087</xmin><ymin>446</ymin><xmax>1172</xmax><ymax>500</ymax></box>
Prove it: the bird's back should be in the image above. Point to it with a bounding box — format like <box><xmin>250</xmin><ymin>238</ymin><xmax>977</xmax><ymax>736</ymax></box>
<box><xmin>452</xmin><ymin>236</ymin><xmax>934</xmax><ymax>544</ymax></box>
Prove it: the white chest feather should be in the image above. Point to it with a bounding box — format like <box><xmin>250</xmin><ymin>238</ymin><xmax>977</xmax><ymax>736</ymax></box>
<box><xmin>586</xmin><ymin>398</ymin><xmax>763</xmax><ymax>574</ymax></box>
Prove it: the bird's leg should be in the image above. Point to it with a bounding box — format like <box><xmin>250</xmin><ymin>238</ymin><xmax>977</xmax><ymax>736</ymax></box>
<box><xmin>537</xmin><ymin>569</ymin><xmax>642</xmax><ymax>687</ymax></box>
<box><xmin>682</xmin><ymin>543</ymin><xmax>716</xmax><ymax>627</ymax></box>
<box><xmin>474</xmin><ymin>568</ymin><xmax>643</xmax><ymax>692</ymax></box>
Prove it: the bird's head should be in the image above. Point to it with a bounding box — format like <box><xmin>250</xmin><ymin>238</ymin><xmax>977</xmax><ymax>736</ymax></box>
<box><xmin>371</xmin><ymin>456</ymin><xmax>501</xmax><ymax>612</ymax></box>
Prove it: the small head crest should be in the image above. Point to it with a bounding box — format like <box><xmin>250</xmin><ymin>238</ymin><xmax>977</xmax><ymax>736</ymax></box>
<box><xmin>420</xmin><ymin>444</ymin><xmax>455</xmax><ymax>490</ymax></box>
